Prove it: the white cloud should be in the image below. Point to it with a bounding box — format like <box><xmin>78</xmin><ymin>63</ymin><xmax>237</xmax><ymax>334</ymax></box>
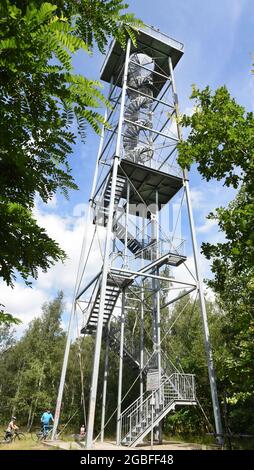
<box><xmin>183</xmin><ymin>106</ymin><xmax>195</xmax><ymax>117</ymax></box>
<box><xmin>33</xmin><ymin>203</ymin><xmax>104</xmax><ymax>292</ymax></box>
<box><xmin>1</xmin><ymin>198</ymin><xmax>222</xmax><ymax>337</ymax></box>
<box><xmin>0</xmin><ymin>203</ymin><xmax>105</xmax><ymax>335</ymax></box>
<box><xmin>190</xmin><ymin>182</ymin><xmax>236</xmax><ymax>220</ymax></box>
<box><xmin>0</xmin><ymin>282</ymin><xmax>48</xmax><ymax>336</ymax></box>
<box><xmin>196</xmin><ymin>218</ymin><xmax>217</xmax><ymax>234</ymax></box>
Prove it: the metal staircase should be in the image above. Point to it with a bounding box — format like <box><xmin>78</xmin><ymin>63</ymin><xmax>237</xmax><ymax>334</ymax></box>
<box><xmin>113</xmin><ymin>219</ymin><xmax>186</xmax><ymax>268</ymax></box>
<box><xmin>113</xmin><ymin>221</ymin><xmax>157</xmax><ymax>260</ymax></box>
<box><xmin>81</xmin><ymin>276</ymin><xmax>126</xmax><ymax>335</ymax></box>
<box><xmin>107</xmin><ymin>321</ymin><xmax>177</xmax><ymax>377</ymax></box>
<box><xmin>113</xmin><ymin>221</ymin><xmax>143</xmax><ymax>257</ymax></box>
<box><xmin>96</xmin><ymin>174</ymin><xmax>126</xmax><ymax>226</ymax></box>
<box><xmin>106</xmin><ymin>322</ymin><xmax>196</xmax><ymax>447</ymax></box>
<box><xmin>120</xmin><ymin>373</ymin><xmax>196</xmax><ymax>447</ymax></box>
<box><xmin>123</xmin><ymin>52</ymin><xmax>154</xmax><ymax>163</ymax></box>
<box><xmin>104</xmin><ymin>175</ymin><xmax>126</xmax><ymax>210</ymax></box>
<box><xmin>107</xmin><ymin>323</ymin><xmax>140</xmax><ymax>370</ymax></box>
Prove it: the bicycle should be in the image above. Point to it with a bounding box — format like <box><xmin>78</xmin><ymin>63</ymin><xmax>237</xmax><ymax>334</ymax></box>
<box><xmin>0</xmin><ymin>430</ymin><xmax>26</xmax><ymax>443</ymax></box>
<box><xmin>31</xmin><ymin>425</ymin><xmax>54</xmax><ymax>442</ymax></box>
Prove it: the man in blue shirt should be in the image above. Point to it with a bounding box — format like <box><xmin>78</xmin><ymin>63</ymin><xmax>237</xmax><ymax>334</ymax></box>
<box><xmin>41</xmin><ymin>409</ymin><xmax>54</xmax><ymax>435</ymax></box>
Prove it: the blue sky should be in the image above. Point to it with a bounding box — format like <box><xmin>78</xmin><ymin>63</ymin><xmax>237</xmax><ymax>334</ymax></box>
<box><xmin>1</xmin><ymin>0</ymin><xmax>253</xmax><ymax>332</ymax></box>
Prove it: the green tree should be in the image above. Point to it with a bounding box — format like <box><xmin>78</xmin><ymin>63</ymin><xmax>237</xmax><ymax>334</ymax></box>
<box><xmin>0</xmin><ymin>305</ymin><xmax>21</xmax><ymax>325</ymax></box>
<box><xmin>178</xmin><ymin>86</ymin><xmax>254</xmax><ymax>293</ymax></box>
<box><xmin>0</xmin><ymin>1</ymin><xmax>141</xmax><ymax>293</ymax></box>
<box><xmin>177</xmin><ymin>85</ymin><xmax>254</xmax><ymax>435</ymax></box>
<box><xmin>163</xmin><ymin>294</ymin><xmax>228</xmax><ymax>437</ymax></box>
<box><xmin>0</xmin><ymin>292</ymin><xmax>66</xmax><ymax>425</ymax></box>
<box><xmin>0</xmin><ymin>292</ymin><xmax>112</xmax><ymax>433</ymax></box>
<box><xmin>0</xmin><ymin>323</ymin><xmax>16</xmax><ymax>354</ymax></box>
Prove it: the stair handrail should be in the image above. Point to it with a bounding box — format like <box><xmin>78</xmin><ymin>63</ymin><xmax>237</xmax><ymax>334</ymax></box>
<box><xmin>120</xmin><ymin>387</ymin><xmax>149</xmax><ymax>420</ymax></box>
<box><xmin>123</xmin><ymin>372</ymin><xmax>194</xmax><ymax>422</ymax></box>
<box><xmin>114</xmin><ymin>215</ymin><xmax>152</xmax><ymax>246</ymax></box>
<box><xmin>120</xmin><ymin>373</ymin><xmax>195</xmax><ymax>443</ymax></box>
<box><xmin>82</xmin><ymin>274</ymin><xmax>102</xmax><ymax>327</ymax></box>
<box><xmin>93</xmin><ymin>167</ymin><xmax>111</xmax><ymax>203</ymax></box>
<box><xmin>118</xmin><ymin>238</ymin><xmax>186</xmax><ymax>270</ymax></box>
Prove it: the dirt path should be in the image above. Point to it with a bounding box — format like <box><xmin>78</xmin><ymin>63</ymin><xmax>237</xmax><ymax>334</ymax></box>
<box><xmin>44</xmin><ymin>439</ymin><xmax>208</xmax><ymax>451</ymax></box>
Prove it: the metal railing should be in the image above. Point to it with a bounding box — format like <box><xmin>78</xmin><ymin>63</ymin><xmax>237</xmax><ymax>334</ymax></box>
<box><xmin>81</xmin><ymin>275</ymin><xmax>101</xmax><ymax>330</ymax></box>
<box><xmin>121</xmin><ymin>147</ymin><xmax>182</xmax><ymax>178</ymax></box>
<box><xmin>120</xmin><ymin>373</ymin><xmax>195</xmax><ymax>445</ymax></box>
<box><xmin>110</xmin><ymin>236</ymin><xmax>185</xmax><ymax>271</ymax></box>
<box><xmin>136</xmin><ymin>237</ymin><xmax>185</xmax><ymax>259</ymax></box>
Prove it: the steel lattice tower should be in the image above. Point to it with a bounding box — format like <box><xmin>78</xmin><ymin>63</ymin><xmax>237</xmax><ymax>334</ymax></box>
<box><xmin>53</xmin><ymin>25</ymin><xmax>223</xmax><ymax>448</ymax></box>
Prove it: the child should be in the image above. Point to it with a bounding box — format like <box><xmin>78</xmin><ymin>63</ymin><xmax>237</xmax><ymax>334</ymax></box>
<box><xmin>80</xmin><ymin>424</ymin><xmax>86</xmax><ymax>439</ymax></box>
<box><xmin>5</xmin><ymin>416</ymin><xmax>19</xmax><ymax>439</ymax></box>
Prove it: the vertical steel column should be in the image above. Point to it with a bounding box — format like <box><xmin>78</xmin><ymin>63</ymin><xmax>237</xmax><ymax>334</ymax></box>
<box><xmin>140</xmin><ymin>285</ymin><xmax>144</xmax><ymax>398</ymax></box>
<box><xmin>151</xmin><ymin>216</ymin><xmax>157</xmax><ymax>351</ymax></box>
<box><xmin>185</xmin><ymin>181</ymin><xmax>223</xmax><ymax>443</ymax></box>
<box><xmin>52</xmin><ymin>305</ymin><xmax>75</xmax><ymax>439</ymax></box>
<box><xmin>52</xmin><ymin>103</ymin><xmax>109</xmax><ymax>441</ymax></box>
<box><xmin>86</xmin><ymin>39</ymin><xmax>131</xmax><ymax>448</ymax></box>
<box><xmin>155</xmin><ymin>191</ymin><xmax>162</xmax><ymax>388</ymax></box>
<box><xmin>155</xmin><ymin>191</ymin><xmax>162</xmax><ymax>443</ymax></box>
<box><xmin>151</xmin><ymin>191</ymin><xmax>161</xmax><ymax>442</ymax></box>
<box><xmin>140</xmin><ymin>215</ymin><xmax>145</xmax><ymax>403</ymax></box>
<box><xmin>151</xmin><ymin>193</ymin><xmax>161</xmax><ymax>377</ymax></box>
<box><xmin>100</xmin><ymin>323</ymin><xmax>110</xmax><ymax>442</ymax></box>
<box><xmin>168</xmin><ymin>57</ymin><xmax>223</xmax><ymax>444</ymax></box>
<box><xmin>77</xmin><ymin>98</ymin><xmax>110</xmax><ymax>296</ymax></box>
<box><xmin>124</xmin><ymin>182</ymin><xmax>130</xmax><ymax>267</ymax></box>
<box><xmin>116</xmin><ymin>288</ymin><xmax>126</xmax><ymax>445</ymax></box>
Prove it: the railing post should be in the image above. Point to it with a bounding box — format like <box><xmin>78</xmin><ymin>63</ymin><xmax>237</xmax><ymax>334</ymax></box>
<box><xmin>119</xmin><ymin>414</ymin><xmax>122</xmax><ymax>444</ymax></box>
<box><xmin>116</xmin><ymin>288</ymin><xmax>126</xmax><ymax>445</ymax></box>
<box><xmin>101</xmin><ymin>322</ymin><xmax>110</xmax><ymax>442</ymax></box>
<box><xmin>129</xmin><ymin>415</ymin><xmax>132</xmax><ymax>443</ymax></box>
<box><xmin>150</xmin><ymin>392</ymin><xmax>154</xmax><ymax>450</ymax></box>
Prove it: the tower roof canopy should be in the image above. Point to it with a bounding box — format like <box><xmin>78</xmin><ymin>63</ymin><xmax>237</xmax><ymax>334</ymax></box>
<box><xmin>100</xmin><ymin>24</ymin><xmax>184</xmax><ymax>93</ymax></box>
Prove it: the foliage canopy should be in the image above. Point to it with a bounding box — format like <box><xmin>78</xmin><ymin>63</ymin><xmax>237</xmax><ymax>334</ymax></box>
<box><xmin>178</xmin><ymin>85</ymin><xmax>254</xmax><ymax>416</ymax></box>
<box><xmin>0</xmin><ymin>1</ymin><xmax>141</xmax><ymax>300</ymax></box>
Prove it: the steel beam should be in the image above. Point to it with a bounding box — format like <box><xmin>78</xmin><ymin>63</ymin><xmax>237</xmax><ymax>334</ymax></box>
<box><xmin>127</xmin><ymin>85</ymin><xmax>174</xmax><ymax>109</ymax></box>
<box><xmin>52</xmin><ymin>99</ymin><xmax>110</xmax><ymax>441</ymax></box>
<box><xmin>100</xmin><ymin>323</ymin><xmax>110</xmax><ymax>442</ymax></box>
<box><xmin>124</xmin><ymin>118</ymin><xmax>179</xmax><ymax>142</ymax></box>
<box><xmin>161</xmin><ymin>286</ymin><xmax>196</xmax><ymax>309</ymax></box>
<box><xmin>168</xmin><ymin>56</ymin><xmax>223</xmax><ymax>445</ymax></box>
<box><xmin>110</xmin><ymin>267</ymin><xmax>197</xmax><ymax>287</ymax></box>
<box><xmin>116</xmin><ymin>289</ymin><xmax>126</xmax><ymax>445</ymax></box>
<box><xmin>86</xmin><ymin>38</ymin><xmax>132</xmax><ymax>449</ymax></box>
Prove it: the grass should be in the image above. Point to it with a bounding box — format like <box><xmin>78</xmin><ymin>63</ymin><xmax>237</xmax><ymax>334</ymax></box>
<box><xmin>0</xmin><ymin>429</ymin><xmax>57</xmax><ymax>451</ymax></box>
<box><xmin>163</xmin><ymin>433</ymin><xmax>254</xmax><ymax>450</ymax></box>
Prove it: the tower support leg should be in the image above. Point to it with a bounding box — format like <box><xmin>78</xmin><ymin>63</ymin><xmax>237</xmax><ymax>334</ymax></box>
<box><xmin>185</xmin><ymin>180</ymin><xmax>223</xmax><ymax>444</ymax></box>
<box><xmin>116</xmin><ymin>289</ymin><xmax>126</xmax><ymax>445</ymax></box>
<box><xmin>151</xmin><ymin>191</ymin><xmax>162</xmax><ymax>443</ymax></box>
<box><xmin>168</xmin><ymin>56</ymin><xmax>223</xmax><ymax>445</ymax></box>
<box><xmin>101</xmin><ymin>324</ymin><xmax>110</xmax><ymax>442</ymax></box>
<box><xmin>140</xmin><ymin>280</ymin><xmax>144</xmax><ymax>401</ymax></box>
<box><xmin>86</xmin><ymin>38</ymin><xmax>131</xmax><ymax>448</ymax></box>
<box><xmin>52</xmin><ymin>102</ymin><xmax>109</xmax><ymax>441</ymax></box>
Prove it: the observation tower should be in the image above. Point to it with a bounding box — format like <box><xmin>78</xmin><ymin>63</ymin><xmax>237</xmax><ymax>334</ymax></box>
<box><xmin>53</xmin><ymin>25</ymin><xmax>223</xmax><ymax>448</ymax></box>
